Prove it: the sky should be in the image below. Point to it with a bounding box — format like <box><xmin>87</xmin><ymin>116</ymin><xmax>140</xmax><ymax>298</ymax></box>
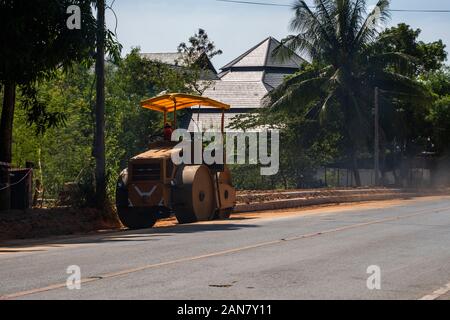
<box><xmin>105</xmin><ymin>0</ymin><xmax>450</xmax><ymax>69</ymax></box>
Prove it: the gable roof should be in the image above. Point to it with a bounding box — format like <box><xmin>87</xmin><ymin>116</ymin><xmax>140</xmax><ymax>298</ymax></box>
<box><xmin>200</xmin><ymin>37</ymin><xmax>307</xmax><ymax>110</ymax></box>
<box><xmin>202</xmin><ymin>80</ymin><xmax>271</xmax><ymax>109</ymax></box>
<box><xmin>140</xmin><ymin>52</ymin><xmax>218</xmax><ymax>75</ymax></box>
<box><xmin>140</xmin><ymin>52</ymin><xmax>184</xmax><ymax>66</ymax></box>
<box><xmin>221</xmin><ymin>37</ymin><xmax>306</xmax><ymax>70</ymax></box>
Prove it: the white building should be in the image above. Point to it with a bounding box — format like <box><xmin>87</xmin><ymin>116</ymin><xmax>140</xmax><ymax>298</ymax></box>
<box><xmin>187</xmin><ymin>37</ymin><xmax>306</xmax><ymax>132</ymax></box>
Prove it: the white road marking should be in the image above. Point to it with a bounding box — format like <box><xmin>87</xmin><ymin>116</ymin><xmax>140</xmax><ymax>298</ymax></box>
<box><xmin>3</xmin><ymin>205</ymin><xmax>450</xmax><ymax>300</ymax></box>
<box><xmin>419</xmin><ymin>282</ymin><xmax>450</xmax><ymax>300</ymax></box>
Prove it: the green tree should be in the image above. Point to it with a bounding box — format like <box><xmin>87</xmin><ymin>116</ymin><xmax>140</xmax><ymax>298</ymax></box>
<box><xmin>11</xmin><ymin>49</ymin><xmax>197</xmax><ymax>206</ymax></box>
<box><xmin>0</xmin><ymin>0</ymin><xmax>99</xmax><ymax>209</ymax></box>
<box><xmin>425</xmin><ymin>68</ymin><xmax>450</xmax><ymax>154</ymax></box>
<box><xmin>12</xmin><ymin>66</ymin><xmax>98</xmax><ymax>204</ymax></box>
<box><xmin>369</xmin><ymin>24</ymin><xmax>447</xmax><ymax>184</ymax></box>
<box><xmin>0</xmin><ymin>0</ymin><xmax>98</xmax><ymax>163</ymax></box>
<box><xmin>264</xmin><ymin>0</ymin><xmax>429</xmax><ymax>186</ymax></box>
<box><xmin>107</xmin><ymin>48</ymin><xmax>190</xmax><ymax>169</ymax></box>
<box><xmin>374</xmin><ymin>23</ymin><xmax>447</xmax><ymax>76</ymax></box>
<box><xmin>0</xmin><ymin>0</ymin><xmax>122</xmax><ymax>209</ymax></box>
<box><xmin>177</xmin><ymin>28</ymin><xmax>223</xmax><ymax>94</ymax></box>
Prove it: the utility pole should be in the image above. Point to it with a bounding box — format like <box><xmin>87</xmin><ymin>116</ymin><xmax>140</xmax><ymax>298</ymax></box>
<box><xmin>374</xmin><ymin>87</ymin><xmax>380</xmax><ymax>186</ymax></box>
<box><xmin>95</xmin><ymin>0</ymin><xmax>106</xmax><ymax>209</ymax></box>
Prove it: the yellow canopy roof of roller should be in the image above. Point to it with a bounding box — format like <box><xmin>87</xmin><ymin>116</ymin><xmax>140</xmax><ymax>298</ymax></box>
<box><xmin>141</xmin><ymin>93</ymin><xmax>230</xmax><ymax>113</ymax></box>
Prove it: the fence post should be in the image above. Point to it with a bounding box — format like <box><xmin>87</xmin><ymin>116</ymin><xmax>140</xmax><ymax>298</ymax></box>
<box><xmin>374</xmin><ymin>87</ymin><xmax>380</xmax><ymax>186</ymax></box>
<box><xmin>0</xmin><ymin>162</ymin><xmax>11</xmax><ymax>211</ymax></box>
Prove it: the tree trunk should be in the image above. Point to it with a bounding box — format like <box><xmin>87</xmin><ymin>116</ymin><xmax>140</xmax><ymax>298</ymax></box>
<box><xmin>352</xmin><ymin>153</ymin><xmax>362</xmax><ymax>187</ymax></box>
<box><xmin>0</xmin><ymin>83</ymin><xmax>16</xmax><ymax>211</ymax></box>
<box><xmin>0</xmin><ymin>83</ymin><xmax>16</xmax><ymax>163</ymax></box>
<box><xmin>380</xmin><ymin>145</ymin><xmax>387</xmax><ymax>186</ymax></box>
<box><xmin>95</xmin><ymin>0</ymin><xmax>106</xmax><ymax>209</ymax></box>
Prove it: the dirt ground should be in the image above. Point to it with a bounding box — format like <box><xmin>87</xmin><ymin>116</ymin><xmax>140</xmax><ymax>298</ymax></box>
<box><xmin>236</xmin><ymin>188</ymin><xmax>395</xmax><ymax>204</ymax></box>
<box><xmin>0</xmin><ymin>207</ymin><xmax>121</xmax><ymax>241</ymax></box>
<box><xmin>0</xmin><ymin>187</ymin><xmax>447</xmax><ymax>242</ymax></box>
<box><xmin>0</xmin><ymin>198</ymin><xmax>375</xmax><ymax>242</ymax></box>
<box><xmin>156</xmin><ymin>196</ymin><xmax>438</xmax><ymax>228</ymax></box>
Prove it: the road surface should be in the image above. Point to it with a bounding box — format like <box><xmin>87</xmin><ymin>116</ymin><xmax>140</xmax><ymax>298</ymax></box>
<box><xmin>1</xmin><ymin>196</ymin><xmax>450</xmax><ymax>300</ymax></box>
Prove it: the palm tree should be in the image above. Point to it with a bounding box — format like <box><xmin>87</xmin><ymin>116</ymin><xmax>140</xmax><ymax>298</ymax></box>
<box><xmin>267</xmin><ymin>0</ymin><xmax>429</xmax><ymax>186</ymax></box>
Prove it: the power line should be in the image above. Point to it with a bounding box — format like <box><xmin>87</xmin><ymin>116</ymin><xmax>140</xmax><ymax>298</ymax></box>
<box><xmin>389</xmin><ymin>9</ymin><xmax>450</xmax><ymax>13</ymax></box>
<box><xmin>216</xmin><ymin>0</ymin><xmax>450</xmax><ymax>12</ymax></box>
<box><xmin>217</xmin><ymin>0</ymin><xmax>290</xmax><ymax>7</ymax></box>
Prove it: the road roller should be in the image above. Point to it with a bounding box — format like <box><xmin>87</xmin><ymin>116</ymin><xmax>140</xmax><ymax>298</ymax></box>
<box><xmin>116</xmin><ymin>93</ymin><xmax>236</xmax><ymax>229</ymax></box>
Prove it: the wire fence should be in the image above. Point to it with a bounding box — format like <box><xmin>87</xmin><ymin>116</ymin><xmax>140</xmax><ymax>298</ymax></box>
<box><xmin>0</xmin><ymin>166</ymin><xmax>33</xmax><ymax>192</ymax></box>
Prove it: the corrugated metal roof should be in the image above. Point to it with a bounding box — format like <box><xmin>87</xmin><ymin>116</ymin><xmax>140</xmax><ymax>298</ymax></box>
<box><xmin>263</xmin><ymin>71</ymin><xmax>289</xmax><ymax>89</ymax></box>
<box><xmin>198</xmin><ymin>37</ymin><xmax>306</xmax><ymax>112</ymax></box>
<box><xmin>185</xmin><ymin>37</ymin><xmax>307</xmax><ymax>133</ymax></box>
<box><xmin>221</xmin><ymin>37</ymin><xmax>306</xmax><ymax>70</ymax></box>
<box><xmin>266</xmin><ymin>38</ymin><xmax>306</xmax><ymax>68</ymax></box>
<box><xmin>203</xmin><ymin>81</ymin><xmax>270</xmax><ymax>109</ymax></box>
<box><xmin>231</xmin><ymin>39</ymin><xmax>270</xmax><ymax>68</ymax></box>
<box><xmin>140</xmin><ymin>52</ymin><xmax>184</xmax><ymax>66</ymax></box>
<box><xmin>221</xmin><ymin>70</ymin><xmax>264</xmax><ymax>81</ymax></box>
<box><xmin>140</xmin><ymin>52</ymin><xmax>219</xmax><ymax>80</ymax></box>
<box><xmin>187</xmin><ymin>112</ymin><xmax>241</xmax><ymax>132</ymax></box>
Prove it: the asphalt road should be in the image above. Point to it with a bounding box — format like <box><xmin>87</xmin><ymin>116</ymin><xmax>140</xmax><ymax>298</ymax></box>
<box><xmin>1</xmin><ymin>196</ymin><xmax>450</xmax><ymax>300</ymax></box>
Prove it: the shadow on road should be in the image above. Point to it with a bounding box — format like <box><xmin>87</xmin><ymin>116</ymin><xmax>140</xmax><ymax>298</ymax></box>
<box><xmin>103</xmin><ymin>222</ymin><xmax>260</xmax><ymax>239</ymax></box>
<box><xmin>0</xmin><ymin>222</ymin><xmax>260</xmax><ymax>252</ymax></box>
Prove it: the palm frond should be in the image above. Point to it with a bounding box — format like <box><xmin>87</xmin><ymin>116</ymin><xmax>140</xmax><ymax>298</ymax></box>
<box><xmin>348</xmin><ymin>0</ymin><xmax>367</xmax><ymax>35</ymax></box>
<box><xmin>290</xmin><ymin>0</ymin><xmax>339</xmax><ymax>55</ymax></box>
<box><xmin>268</xmin><ymin>76</ymin><xmax>329</xmax><ymax>113</ymax></box>
<box><xmin>318</xmin><ymin>89</ymin><xmax>338</xmax><ymax>123</ymax></box>
<box><xmin>273</xmin><ymin>34</ymin><xmax>316</xmax><ymax>63</ymax></box>
<box><xmin>314</xmin><ymin>0</ymin><xmax>338</xmax><ymax>42</ymax></box>
<box><xmin>354</xmin><ymin>0</ymin><xmax>390</xmax><ymax>48</ymax></box>
<box><xmin>366</xmin><ymin>51</ymin><xmax>418</xmax><ymax>75</ymax></box>
<box><xmin>266</xmin><ymin>65</ymin><xmax>332</xmax><ymax>103</ymax></box>
<box><xmin>372</xmin><ymin>70</ymin><xmax>432</xmax><ymax>102</ymax></box>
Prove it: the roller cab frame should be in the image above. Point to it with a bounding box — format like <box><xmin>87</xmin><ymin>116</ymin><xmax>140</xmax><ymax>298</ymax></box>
<box><xmin>116</xmin><ymin>93</ymin><xmax>236</xmax><ymax>229</ymax></box>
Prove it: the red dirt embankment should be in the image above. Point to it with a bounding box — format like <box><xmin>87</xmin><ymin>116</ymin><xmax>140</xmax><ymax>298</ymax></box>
<box><xmin>235</xmin><ymin>188</ymin><xmax>450</xmax><ymax>212</ymax></box>
<box><xmin>0</xmin><ymin>208</ymin><xmax>121</xmax><ymax>241</ymax></box>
